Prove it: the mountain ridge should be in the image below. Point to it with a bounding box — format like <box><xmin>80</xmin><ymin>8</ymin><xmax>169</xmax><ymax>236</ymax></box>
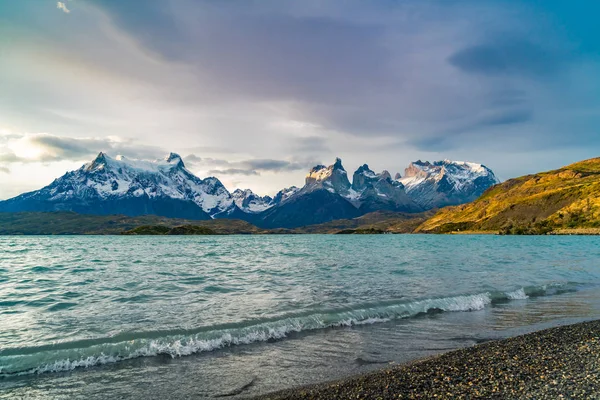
<box><xmin>0</xmin><ymin>152</ymin><xmax>499</xmax><ymax>228</ymax></box>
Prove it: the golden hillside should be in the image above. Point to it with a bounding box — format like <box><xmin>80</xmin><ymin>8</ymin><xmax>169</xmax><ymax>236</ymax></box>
<box><xmin>417</xmin><ymin>157</ymin><xmax>600</xmax><ymax>234</ymax></box>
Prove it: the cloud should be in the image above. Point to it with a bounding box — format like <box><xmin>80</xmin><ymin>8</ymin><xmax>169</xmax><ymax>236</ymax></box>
<box><xmin>1</xmin><ymin>133</ymin><xmax>166</xmax><ymax>164</ymax></box>
<box><xmin>57</xmin><ymin>2</ymin><xmax>70</xmax><ymax>14</ymax></box>
<box><xmin>448</xmin><ymin>39</ymin><xmax>566</xmax><ymax>77</ymax></box>
<box><xmin>2</xmin><ymin>0</ymin><xmax>600</xmax><ymax>197</ymax></box>
<box><xmin>1</xmin><ymin>131</ymin><xmax>316</xmax><ymax>185</ymax></box>
<box><xmin>0</xmin><ymin>152</ymin><xmax>21</xmax><ymax>163</ymax></box>
<box><xmin>288</xmin><ymin>136</ymin><xmax>330</xmax><ymax>153</ymax></box>
<box><xmin>184</xmin><ymin>155</ymin><xmax>231</xmax><ymax>168</ymax></box>
<box><xmin>183</xmin><ymin>154</ymin><xmax>202</xmax><ymax>163</ymax></box>
<box><xmin>207</xmin><ymin>168</ymin><xmax>260</xmax><ymax>176</ymax></box>
<box><xmin>242</xmin><ymin>159</ymin><xmax>314</xmax><ymax>172</ymax></box>
<box><xmin>185</xmin><ymin>154</ymin><xmax>320</xmax><ymax>176</ymax></box>
<box><xmin>0</xmin><ymin>166</ymin><xmax>9</xmax><ymax>174</ymax></box>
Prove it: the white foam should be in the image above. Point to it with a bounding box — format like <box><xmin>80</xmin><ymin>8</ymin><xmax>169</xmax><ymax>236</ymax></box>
<box><xmin>505</xmin><ymin>288</ymin><xmax>529</xmax><ymax>300</ymax></box>
<box><xmin>0</xmin><ymin>291</ymin><xmax>516</xmax><ymax>377</ymax></box>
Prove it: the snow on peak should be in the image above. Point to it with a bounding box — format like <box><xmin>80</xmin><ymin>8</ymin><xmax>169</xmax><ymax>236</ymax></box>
<box><xmin>86</xmin><ymin>152</ymin><xmax>187</xmax><ymax>175</ymax></box>
<box><xmin>232</xmin><ymin>188</ymin><xmax>274</xmax><ymax>213</ymax></box>
<box><xmin>60</xmin><ymin>152</ymin><xmax>238</xmax><ymax>217</ymax></box>
<box><xmin>355</xmin><ymin>164</ymin><xmax>378</xmax><ymax>178</ymax></box>
<box><xmin>439</xmin><ymin>159</ymin><xmax>486</xmax><ymax>174</ymax></box>
<box><xmin>272</xmin><ymin>186</ymin><xmax>300</xmax><ymax>205</ymax></box>
<box><xmin>399</xmin><ymin>159</ymin><xmax>499</xmax><ymax>195</ymax></box>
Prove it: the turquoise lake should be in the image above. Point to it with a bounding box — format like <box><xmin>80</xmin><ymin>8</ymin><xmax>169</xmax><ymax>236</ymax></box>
<box><xmin>1</xmin><ymin>235</ymin><xmax>600</xmax><ymax>398</ymax></box>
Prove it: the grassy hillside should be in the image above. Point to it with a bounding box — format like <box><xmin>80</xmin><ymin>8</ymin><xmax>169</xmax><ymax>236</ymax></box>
<box><xmin>417</xmin><ymin>157</ymin><xmax>600</xmax><ymax>234</ymax></box>
<box><xmin>0</xmin><ymin>212</ymin><xmax>264</xmax><ymax>235</ymax></box>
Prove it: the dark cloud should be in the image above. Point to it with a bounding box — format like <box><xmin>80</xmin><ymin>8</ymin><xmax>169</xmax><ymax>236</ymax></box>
<box><xmin>186</xmin><ymin>154</ymin><xmax>319</xmax><ymax>176</ymax></box>
<box><xmin>2</xmin><ymin>0</ymin><xmax>600</xmax><ymax>196</ymax></box>
<box><xmin>448</xmin><ymin>39</ymin><xmax>566</xmax><ymax>77</ymax></box>
<box><xmin>477</xmin><ymin>108</ymin><xmax>532</xmax><ymax>127</ymax></box>
<box><xmin>29</xmin><ymin>135</ymin><xmax>99</xmax><ymax>160</ymax></box>
<box><xmin>407</xmin><ymin>107</ymin><xmax>533</xmax><ymax>152</ymax></box>
<box><xmin>93</xmin><ymin>1</ymin><xmax>390</xmax><ymax>104</ymax></box>
<box><xmin>242</xmin><ymin>159</ymin><xmax>315</xmax><ymax>172</ymax></box>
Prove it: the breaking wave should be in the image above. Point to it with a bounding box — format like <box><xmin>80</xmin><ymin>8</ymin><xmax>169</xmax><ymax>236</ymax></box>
<box><xmin>0</xmin><ymin>282</ymin><xmax>579</xmax><ymax>377</ymax></box>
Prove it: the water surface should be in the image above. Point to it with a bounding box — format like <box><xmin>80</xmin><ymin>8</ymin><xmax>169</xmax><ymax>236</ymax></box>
<box><xmin>1</xmin><ymin>235</ymin><xmax>599</xmax><ymax>398</ymax></box>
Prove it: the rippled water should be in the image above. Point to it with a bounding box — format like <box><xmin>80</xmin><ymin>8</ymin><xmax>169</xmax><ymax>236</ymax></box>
<box><xmin>1</xmin><ymin>235</ymin><xmax>600</xmax><ymax>398</ymax></box>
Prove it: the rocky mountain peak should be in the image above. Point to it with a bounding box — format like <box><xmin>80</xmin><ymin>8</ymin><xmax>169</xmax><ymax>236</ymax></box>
<box><xmin>305</xmin><ymin>158</ymin><xmax>351</xmax><ymax>194</ymax></box>
<box><xmin>333</xmin><ymin>157</ymin><xmax>344</xmax><ymax>170</ymax></box>
<box><xmin>86</xmin><ymin>152</ymin><xmax>109</xmax><ymax>172</ymax></box>
<box><xmin>352</xmin><ymin>164</ymin><xmax>378</xmax><ymax>192</ymax></box>
<box><xmin>164</xmin><ymin>152</ymin><xmax>183</xmax><ymax>164</ymax></box>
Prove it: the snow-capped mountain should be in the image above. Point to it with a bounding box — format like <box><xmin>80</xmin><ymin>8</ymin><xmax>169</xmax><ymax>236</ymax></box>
<box><xmin>0</xmin><ymin>152</ymin><xmax>244</xmax><ymax>219</ymax></box>
<box><xmin>352</xmin><ymin>164</ymin><xmax>421</xmax><ymax>213</ymax></box>
<box><xmin>258</xmin><ymin>158</ymin><xmax>420</xmax><ymax>228</ymax></box>
<box><xmin>232</xmin><ymin>186</ymin><xmax>302</xmax><ymax>213</ymax></box>
<box><xmin>397</xmin><ymin>160</ymin><xmax>500</xmax><ymax>209</ymax></box>
<box><xmin>258</xmin><ymin>158</ymin><xmax>360</xmax><ymax>228</ymax></box>
<box><xmin>301</xmin><ymin>158</ymin><xmax>420</xmax><ymax>212</ymax></box>
<box><xmin>232</xmin><ymin>189</ymin><xmax>273</xmax><ymax>214</ymax></box>
<box><xmin>0</xmin><ymin>151</ymin><xmax>500</xmax><ymax>228</ymax></box>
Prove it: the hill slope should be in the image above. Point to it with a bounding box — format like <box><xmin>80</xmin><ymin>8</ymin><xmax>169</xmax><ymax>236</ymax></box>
<box><xmin>417</xmin><ymin>157</ymin><xmax>600</xmax><ymax>234</ymax></box>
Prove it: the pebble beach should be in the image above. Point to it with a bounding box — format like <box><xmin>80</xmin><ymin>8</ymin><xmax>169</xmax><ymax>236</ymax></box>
<box><xmin>257</xmin><ymin>319</ymin><xmax>600</xmax><ymax>399</ymax></box>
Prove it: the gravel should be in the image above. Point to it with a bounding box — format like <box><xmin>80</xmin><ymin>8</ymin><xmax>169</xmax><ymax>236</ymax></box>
<box><xmin>254</xmin><ymin>319</ymin><xmax>600</xmax><ymax>399</ymax></box>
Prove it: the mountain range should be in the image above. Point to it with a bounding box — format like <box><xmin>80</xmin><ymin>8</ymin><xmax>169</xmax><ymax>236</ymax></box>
<box><xmin>0</xmin><ymin>152</ymin><xmax>499</xmax><ymax>228</ymax></box>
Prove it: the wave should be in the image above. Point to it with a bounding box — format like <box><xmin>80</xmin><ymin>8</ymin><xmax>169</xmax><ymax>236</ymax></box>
<box><xmin>0</xmin><ymin>282</ymin><xmax>580</xmax><ymax>377</ymax></box>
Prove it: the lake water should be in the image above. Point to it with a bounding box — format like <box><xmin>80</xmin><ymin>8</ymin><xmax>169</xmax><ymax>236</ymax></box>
<box><xmin>1</xmin><ymin>235</ymin><xmax>600</xmax><ymax>398</ymax></box>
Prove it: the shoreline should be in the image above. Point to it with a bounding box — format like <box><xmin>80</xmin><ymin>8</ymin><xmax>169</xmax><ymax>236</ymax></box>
<box><xmin>256</xmin><ymin>319</ymin><xmax>600</xmax><ymax>399</ymax></box>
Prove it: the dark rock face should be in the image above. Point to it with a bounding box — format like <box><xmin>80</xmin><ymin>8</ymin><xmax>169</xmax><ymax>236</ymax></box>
<box><xmin>398</xmin><ymin>160</ymin><xmax>500</xmax><ymax>209</ymax></box>
<box><xmin>258</xmin><ymin>189</ymin><xmax>361</xmax><ymax>229</ymax></box>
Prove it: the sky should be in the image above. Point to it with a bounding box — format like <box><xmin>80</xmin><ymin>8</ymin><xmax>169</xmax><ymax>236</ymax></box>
<box><xmin>0</xmin><ymin>0</ymin><xmax>599</xmax><ymax>199</ymax></box>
